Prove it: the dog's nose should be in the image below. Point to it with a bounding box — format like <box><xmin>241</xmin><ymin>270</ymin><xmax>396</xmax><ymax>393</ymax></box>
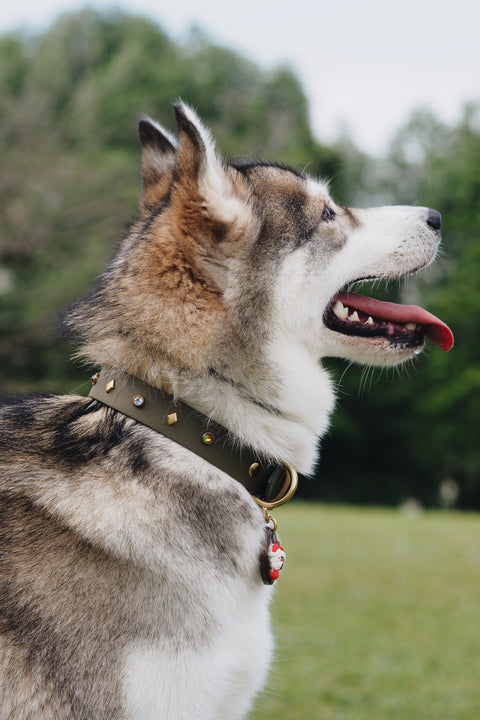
<box><xmin>426</xmin><ymin>209</ymin><xmax>441</xmax><ymax>231</ymax></box>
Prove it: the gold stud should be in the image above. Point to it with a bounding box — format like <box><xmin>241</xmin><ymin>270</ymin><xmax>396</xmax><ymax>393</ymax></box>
<box><xmin>105</xmin><ymin>379</ymin><xmax>115</xmax><ymax>393</ymax></box>
<box><xmin>248</xmin><ymin>462</ymin><xmax>259</xmax><ymax>477</ymax></box>
<box><xmin>167</xmin><ymin>412</ymin><xmax>178</xmax><ymax>426</ymax></box>
<box><xmin>91</xmin><ymin>372</ymin><xmax>100</xmax><ymax>385</ymax></box>
<box><xmin>202</xmin><ymin>432</ymin><xmax>214</xmax><ymax>445</ymax></box>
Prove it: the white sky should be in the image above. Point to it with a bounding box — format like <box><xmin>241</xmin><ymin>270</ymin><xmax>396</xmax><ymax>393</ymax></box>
<box><xmin>1</xmin><ymin>0</ymin><xmax>479</xmax><ymax>155</ymax></box>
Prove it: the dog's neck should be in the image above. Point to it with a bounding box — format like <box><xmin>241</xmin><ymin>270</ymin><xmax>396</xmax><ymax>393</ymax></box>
<box><xmin>181</xmin><ymin>361</ymin><xmax>333</xmax><ymax>476</ymax></box>
<box><xmin>96</xmin><ymin>335</ymin><xmax>335</xmax><ymax>476</ymax></box>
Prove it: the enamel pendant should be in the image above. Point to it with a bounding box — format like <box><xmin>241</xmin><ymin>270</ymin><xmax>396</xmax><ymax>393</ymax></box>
<box><xmin>260</xmin><ymin>523</ymin><xmax>286</xmax><ymax>585</ymax></box>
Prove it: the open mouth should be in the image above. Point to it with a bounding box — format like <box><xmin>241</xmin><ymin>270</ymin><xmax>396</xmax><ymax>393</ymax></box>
<box><xmin>324</xmin><ymin>291</ymin><xmax>454</xmax><ymax>352</ymax></box>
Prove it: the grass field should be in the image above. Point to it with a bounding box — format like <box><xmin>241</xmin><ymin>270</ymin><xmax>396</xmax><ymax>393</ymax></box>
<box><xmin>250</xmin><ymin>503</ymin><xmax>480</xmax><ymax>720</ymax></box>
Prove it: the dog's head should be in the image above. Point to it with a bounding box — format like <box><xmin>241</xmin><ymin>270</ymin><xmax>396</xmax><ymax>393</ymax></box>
<box><xmin>70</xmin><ymin>103</ymin><xmax>452</xmax><ymax>386</ymax></box>
<box><xmin>138</xmin><ymin>104</ymin><xmax>451</xmax><ymax>364</ymax></box>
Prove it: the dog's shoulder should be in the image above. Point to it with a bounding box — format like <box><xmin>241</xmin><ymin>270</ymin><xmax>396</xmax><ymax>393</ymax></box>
<box><xmin>0</xmin><ymin>392</ymin><xmax>264</xmax><ymax>571</ymax></box>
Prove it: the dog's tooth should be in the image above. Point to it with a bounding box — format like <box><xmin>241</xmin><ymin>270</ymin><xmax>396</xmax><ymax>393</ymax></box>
<box><xmin>405</xmin><ymin>322</ymin><xmax>417</xmax><ymax>331</ymax></box>
<box><xmin>366</xmin><ymin>316</ymin><xmax>374</xmax><ymax>325</ymax></box>
<box><xmin>349</xmin><ymin>310</ymin><xmax>360</xmax><ymax>322</ymax></box>
<box><xmin>333</xmin><ymin>300</ymin><xmax>349</xmax><ymax>320</ymax></box>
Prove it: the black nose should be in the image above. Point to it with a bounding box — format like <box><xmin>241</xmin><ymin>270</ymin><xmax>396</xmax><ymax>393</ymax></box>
<box><xmin>426</xmin><ymin>209</ymin><xmax>441</xmax><ymax>231</ymax></box>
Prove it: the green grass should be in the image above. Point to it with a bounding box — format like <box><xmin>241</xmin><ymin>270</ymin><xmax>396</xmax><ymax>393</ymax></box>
<box><xmin>250</xmin><ymin>503</ymin><xmax>480</xmax><ymax>720</ymax></box>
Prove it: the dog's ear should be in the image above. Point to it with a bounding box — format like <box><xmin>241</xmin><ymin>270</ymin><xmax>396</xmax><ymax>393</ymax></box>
<box><xmin>173</xmin><ymin>102</ymin><xmax>249</xmax><ymax>225</ymax></box>
<box><xmin>171</xmin><ymin>102</ymin><xmax>257</xmax><ymax>288</ymax></box>
<box><xmin>138</xmin><ymin>117</ymin><xmax>177</xmax><ymax>210</ymax></box>
<box><xmin>172</xmin><ymin>102</ymin><xmax>219</xmax><ymax>184</ymax></box>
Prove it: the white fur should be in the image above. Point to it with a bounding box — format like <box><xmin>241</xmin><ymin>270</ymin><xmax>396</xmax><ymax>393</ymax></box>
<box><xmin>306</xmin><ymin>176</ymin><xmax>331</xmax><ymax>197</ymax></box>
<box><xmin>123</xmin><ymin>586</ymin><xmax>272</xmax><ymax>720</ymax></box>
<box><xmin>118</xmin><ymin>441</ymin><xmax>272</xmax><ymax>720</ymax></box>
<box><xmin>329</xmin><ymin>206</ymin><xmax>439</xmax><ymax>285</ymax></box>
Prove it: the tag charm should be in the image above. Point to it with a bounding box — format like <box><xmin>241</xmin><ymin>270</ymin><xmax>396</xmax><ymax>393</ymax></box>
<box><xmin>268</xmin><ymin>539</ymin><xmax>286</xmax><ymax>581</ymax></box>
<box><xmin>260</xmin><ymin>523</ymin><xmax>286</xmax><ymax>585</ymax></box>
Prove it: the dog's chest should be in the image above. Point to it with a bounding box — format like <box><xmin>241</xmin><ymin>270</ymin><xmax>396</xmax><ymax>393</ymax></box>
<box><xmin>107</xmin><ymin>438</ymin><xmax>275</xmax><ymax>719</ymax></box>
<box><xmin>122</xmin><ymin>582</ymin><xmax>273</xmax><ymax>720</ymax></box>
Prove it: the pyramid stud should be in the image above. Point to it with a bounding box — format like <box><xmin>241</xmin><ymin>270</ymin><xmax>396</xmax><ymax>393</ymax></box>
<box><xmin>167</xmin><ymin>412</ymin><xmax>178</xmax><ymax>426</ymax></box>
<box><xmin>105</xmin><ymin>379</ymin><xmax>115</xmax><ymax>393</ymax></box>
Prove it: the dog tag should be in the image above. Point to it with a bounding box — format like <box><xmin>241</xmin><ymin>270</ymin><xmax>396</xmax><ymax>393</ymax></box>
<box><xmin>259</xmin><ymin>524</ymin><xmax>286</xmax><ymax>585</ymax></box>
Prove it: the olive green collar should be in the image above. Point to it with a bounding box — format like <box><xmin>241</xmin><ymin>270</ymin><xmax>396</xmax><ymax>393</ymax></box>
<box><xmin>88</xmin><ymin>367</ymin><xmax>297</xmax><ymax>508</ymax></box>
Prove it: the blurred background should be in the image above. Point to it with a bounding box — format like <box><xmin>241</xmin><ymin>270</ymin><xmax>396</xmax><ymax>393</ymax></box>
<box><xmin>0</xmin><ymin>0</ymin><xmax>478</xmax><ymax>509</ymax></box>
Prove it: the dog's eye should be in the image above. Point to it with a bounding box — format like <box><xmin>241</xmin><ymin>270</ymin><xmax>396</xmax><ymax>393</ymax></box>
<box><xmin>322</xmin><ymin>205</ymin><xmax>335</xmax><ymax>222</ymax></box>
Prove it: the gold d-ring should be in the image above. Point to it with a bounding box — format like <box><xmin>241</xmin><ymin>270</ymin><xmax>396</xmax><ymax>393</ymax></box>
<box><xmin>253</xmin><ymin>462</ymin><xmax>298</xmax><ymax>510</ymax></box>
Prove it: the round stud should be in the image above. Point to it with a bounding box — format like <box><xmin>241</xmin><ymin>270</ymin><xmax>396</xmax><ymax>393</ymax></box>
<box><xmin>202</xmin><ymin>432</ymin><xmax>214</xmax><ymax>445</ymax></box>
<box><xmin>91</xmin><ymin>372</ymin><xmax>100</xmax><ymax>385</ymax></box>
<box><xmin>132</xmin><ymin>394</ymin><xmax>145</xmax><ymax>407</ymax></box>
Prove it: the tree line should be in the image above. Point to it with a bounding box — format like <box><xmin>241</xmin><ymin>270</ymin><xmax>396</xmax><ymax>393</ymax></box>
<box><xmin>0</xmin><ymin>10</ymin><xmax>477</xmax><ymax>508</ymax></box>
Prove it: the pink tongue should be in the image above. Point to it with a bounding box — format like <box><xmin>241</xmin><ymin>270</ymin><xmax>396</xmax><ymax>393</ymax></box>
<box><xmin>337</xmin><ymin>292</ymin><xmax>454</xmax><ymax>352</ymax></box>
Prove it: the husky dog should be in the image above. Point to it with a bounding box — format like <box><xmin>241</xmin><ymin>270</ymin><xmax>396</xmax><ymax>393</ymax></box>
<box><xmin>0</xmin><ymin>103</ymin><xmax>452</xmax><ymax>719</ymax></box>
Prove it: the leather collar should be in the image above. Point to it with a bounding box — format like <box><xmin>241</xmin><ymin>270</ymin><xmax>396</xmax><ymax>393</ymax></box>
<box><xmin>88</xmin><ymin>367</ymin><xmax>297</xmax><ymax>507</ymax></box>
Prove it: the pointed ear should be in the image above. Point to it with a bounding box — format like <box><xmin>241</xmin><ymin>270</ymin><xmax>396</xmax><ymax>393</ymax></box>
<box><xmin>173</xmin><ymin>101</ymin><xmax>217</xmax><ymax>181</ymax></box>
<box><xmin>138</xmin><ymin>117</ymin><xmax>177</xmax><ymax>209</ymax></box>
<box><xmin>172</xmin><ymin>102</ymin><xmax>245</xmax><ymax>220</ymax></box>
<box><xmin>170</xmin><ymin>103</ymin><xmax>258</xmax><ymax>289</ymax></box>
